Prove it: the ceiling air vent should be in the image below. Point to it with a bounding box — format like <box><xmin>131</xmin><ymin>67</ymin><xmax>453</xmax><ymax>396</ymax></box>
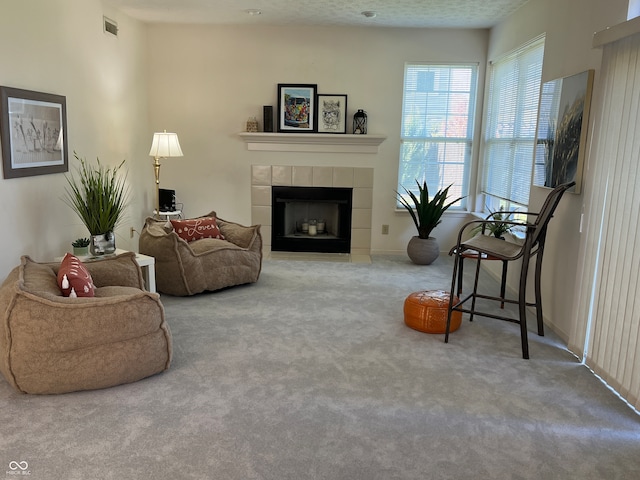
<box><xmin>103</xmin><ymin>16</ymin><xmax>118</xmax><ymax>37</ymax></box>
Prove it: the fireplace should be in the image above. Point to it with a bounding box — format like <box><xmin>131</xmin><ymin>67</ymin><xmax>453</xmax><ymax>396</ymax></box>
<box><xmin>251</xmin><ymin>165</ymin><xmax>374</xmax><ymax>256</ymax></box>
<box><xmin>271</xmin><ymin>186</ymin><xmax>352</xmax><ymax>253</ymax></box>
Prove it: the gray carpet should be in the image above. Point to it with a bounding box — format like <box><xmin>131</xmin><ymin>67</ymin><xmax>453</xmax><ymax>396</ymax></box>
<box><xmin>1</xmin><ymin>255</ymin><xmax>639</xmax><ymax>479</ymax></box>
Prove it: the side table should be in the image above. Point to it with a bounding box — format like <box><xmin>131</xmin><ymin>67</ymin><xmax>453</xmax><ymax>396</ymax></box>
<box><xmin>117</xmin><ymin>249</ymin><xmax>156</xmax><ymax>294</ymax></box>
<box><xmin>153</xmin><ymin>210</ymin><xmax>182</xmax><ymax>221</ymax></box>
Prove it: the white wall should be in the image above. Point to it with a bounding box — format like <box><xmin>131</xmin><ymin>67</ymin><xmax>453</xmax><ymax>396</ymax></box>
<box><xmin>145</xmin><ymin>24</ymin><xmax>488</xmax><ymax>258</ymax></box>
<box><xmin>0</xmin><ymin>0</ymin><xmax>150</xmax><ymax>277</ymax></box>
<box><xmin>486</xmin><ymin>0</ymin><xmax>629</xmax><ymax>340</ymax></box>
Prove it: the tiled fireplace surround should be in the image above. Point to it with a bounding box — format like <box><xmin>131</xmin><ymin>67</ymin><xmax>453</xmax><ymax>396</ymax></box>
<box><xmin>251</xmin><ymin>165</ymin><xmax>374</xmax><ymax>256</ymax></box>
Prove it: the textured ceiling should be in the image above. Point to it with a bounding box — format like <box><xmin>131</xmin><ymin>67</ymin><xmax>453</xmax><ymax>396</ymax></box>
<box><xmin>102</xmin><ymin>0</ymin><xmax>531</xmax><ymax>29</ymax></box>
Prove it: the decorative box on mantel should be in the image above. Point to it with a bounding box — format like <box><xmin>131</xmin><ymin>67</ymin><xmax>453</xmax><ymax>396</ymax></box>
<box><xmin>238</xmin><ymin>132</ymin><xmax>386</xmax><ymax>154</ymax></box>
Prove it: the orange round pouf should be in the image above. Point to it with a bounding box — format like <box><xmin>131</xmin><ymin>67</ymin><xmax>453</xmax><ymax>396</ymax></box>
<box><xmin>404</xmin><ymin>290</ymin><xmax>462</xmax><ymax>334</ymax></box>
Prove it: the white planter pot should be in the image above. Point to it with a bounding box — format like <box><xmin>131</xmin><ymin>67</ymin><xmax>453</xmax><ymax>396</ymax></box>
<box><xmin>72</xmin><ymin>246</ymin><xmax>89</xmax><ymax>257</ymax></box>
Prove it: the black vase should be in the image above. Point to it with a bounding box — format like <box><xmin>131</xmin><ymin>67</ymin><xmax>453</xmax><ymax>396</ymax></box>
<box><xmin>263</xmin><ymin>106</ymin><xmax>274</xmax><ymax>132</ymax></box>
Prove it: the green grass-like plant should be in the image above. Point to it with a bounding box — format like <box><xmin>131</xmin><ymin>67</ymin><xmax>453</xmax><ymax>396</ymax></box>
<box><xmin>63</xmin><ymin>152</ymin><xmax>130</xmax><ymax>235</ymax></box>
<box><xmin>396</xmin><ymin>180</ymin><xmax>463</xmax><ymax>239</ymax></box>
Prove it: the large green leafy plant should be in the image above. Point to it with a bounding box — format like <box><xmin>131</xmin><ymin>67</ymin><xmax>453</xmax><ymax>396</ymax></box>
<box><xmin>396</xmin><ymin>180</ymin><xmax>463</xmax><ymax>239</ymax></box>
<box><xmin>64</xmin><ymin>153</ymin><xmax>130</xmax><ymax>235</ymax></box>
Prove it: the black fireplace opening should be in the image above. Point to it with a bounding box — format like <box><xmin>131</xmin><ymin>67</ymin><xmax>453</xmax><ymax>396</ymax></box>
<box><xmin>272</xmin><ymin>186</ymin><xmax>353</xmax><ymax>253</ymax></box>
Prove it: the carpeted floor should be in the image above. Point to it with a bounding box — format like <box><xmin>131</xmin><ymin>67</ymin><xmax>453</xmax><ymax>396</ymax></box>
<box><xmin>1</xmin><ymin>255</ymin><xmax>639</xmax><ymax>479</ymax></box>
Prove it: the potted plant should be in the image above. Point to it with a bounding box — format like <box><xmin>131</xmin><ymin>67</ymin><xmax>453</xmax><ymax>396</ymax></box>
<box><xmin>396</xmin><ymin>180</ymin><xmax>463</xmax><ymax>265</ymax></box>
<box><xmin>471</xmin><ymin>207</ymin><xmax>518</xmax><ymax>239</ymax></box>
<box><xmin>63</xmin><ymin>152</ymin><xmax>130</xmax><ymax>256</ymax></box>
<box><xmin>71</xmin><ymin>237</ymin><xmax>90</xmax><ymax>256</ymax></box>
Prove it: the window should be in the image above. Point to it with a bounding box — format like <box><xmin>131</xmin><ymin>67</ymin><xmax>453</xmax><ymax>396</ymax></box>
<box><xmin>397</xmin><ymin>64</ymin><xmax>478</xmax><ymax>208</ymax></box>
<box><xmin>480</xmin><ymin>35</ymin><xmax>545</xmax><ymax>208</ymax></box>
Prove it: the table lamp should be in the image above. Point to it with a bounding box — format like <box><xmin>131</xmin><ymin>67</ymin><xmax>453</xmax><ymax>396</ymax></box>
<box><xmin>149</xmin><ymin>130</ymin><xmax>183</xmax><ymax>218</ymax></box>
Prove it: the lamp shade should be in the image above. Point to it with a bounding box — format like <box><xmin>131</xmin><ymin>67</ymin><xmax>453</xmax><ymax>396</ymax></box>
<box><xmin>149</xmin><ymin>131</ymin><xmax>183</xmax><ymax>158</ymax></box>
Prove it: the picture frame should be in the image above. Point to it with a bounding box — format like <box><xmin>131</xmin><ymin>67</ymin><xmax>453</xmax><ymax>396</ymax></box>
<box><xmin>533</xmin><ymin>70</ymin><xmax>594</xmax><ymax>194</ymax></box>
<box><xmin>277</xmin><ymin>84</ymin><xmax>317</xmax><ymax>133</ymax></box>
<box><xmin>316</xmin><ymin>94</ymin><xmax>348</xmax><ymax>134</ymax></box>
<box><xmin>0</xmin><ymin>86</ymin><xmax>68</xmax><ymax>179</ymax></box>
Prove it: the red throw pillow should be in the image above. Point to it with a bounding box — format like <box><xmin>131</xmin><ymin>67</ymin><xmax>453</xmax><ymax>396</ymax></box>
<box><xmin>57</xmin><ymin>253</ymin><xmax>95</xmax><ymax>297</ymax></box>
<box><xmin>171</xmin><ymin>216</ymin><xmax>225</xmax><ymax>242</ymax></box>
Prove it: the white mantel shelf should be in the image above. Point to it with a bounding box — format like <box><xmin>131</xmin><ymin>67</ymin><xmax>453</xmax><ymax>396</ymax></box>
<box><xmin>238</xmin><ymin>132</ymin><xmax>387</xmax><ymax>153</ymax></box>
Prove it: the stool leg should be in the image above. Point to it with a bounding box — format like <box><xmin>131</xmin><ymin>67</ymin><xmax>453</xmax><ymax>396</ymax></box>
<box><xmin>457</xmin><ymin>255</ymin><xmax>464</xmax><ymax>296</ymax></box>
<box><xmin>500</xmin><ymin>260</ymin><xmax>508</xmax><ymax>309</ymax></box>
<box><xmin>518</xmin><ymin>257</ymin><xmax>530</xmax><ymax>359</ymax></box>
<box><xmin>534</xmin><ymin>250</ymin><xmax>545</xmax><ymax>336</ymax></box>
<box><xmin>446</xmin><ymin>250</ymin><xmax>461</xmax><ymax>344</ymax></box>
<box><xmin>469</xmin><ymin>255</ymin><xmax>482</xmax><ymax>322</ymax></box>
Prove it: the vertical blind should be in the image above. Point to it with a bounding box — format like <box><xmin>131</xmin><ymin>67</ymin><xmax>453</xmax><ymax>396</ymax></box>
<box><xmin>481</xmin><ymin>36</ymin><xmax>545</xmax><ymax>206</ymax></box>
<box><xmin>569</xmin><ymin>32</ymin><xmax>640</xmax><ymax>410</ymax></box>
<box><xmin>398</xmin><ymin>63</ymin><xmax>478</xmax><ymax>207</ymax></box>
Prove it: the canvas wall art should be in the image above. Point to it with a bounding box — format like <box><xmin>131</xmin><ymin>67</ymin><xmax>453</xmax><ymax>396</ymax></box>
<box><xmin>533</xmin><ymin>70</ymin><xmax>594</xmax><ymax>194</ymax></box>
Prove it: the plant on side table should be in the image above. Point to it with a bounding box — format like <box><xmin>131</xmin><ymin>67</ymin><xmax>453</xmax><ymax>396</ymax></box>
<box><xmin>71</xmin><ymin>237</ymin><xmax>90</xmax><ymax>256</ymax></box>
<box><xmin>396</xmin><ymin>180</ymin><xmax>463</xmax><ymax>265</ymax></box>
<box><xmin>63</xmin><ymin>152</ymin><xmax>130</xmax><ymax>256</ymax></box>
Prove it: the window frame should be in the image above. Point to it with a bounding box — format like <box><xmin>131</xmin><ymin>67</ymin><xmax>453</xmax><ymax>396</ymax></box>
<box><xmin>397</xmin><ymin>62</ymin><xmax>479</xmax><ymax>211</ymax></box>
<box><xmin>479</xmin><ymin>35</ymin><xmax>546</xmax><ymax>210</ymax></box>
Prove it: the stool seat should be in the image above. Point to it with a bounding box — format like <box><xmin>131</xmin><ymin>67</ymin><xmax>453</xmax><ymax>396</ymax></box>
<box><xmin>404</xmin><ymin>290</ymin><xmax>462</xmax><ymax>334</ymax></box>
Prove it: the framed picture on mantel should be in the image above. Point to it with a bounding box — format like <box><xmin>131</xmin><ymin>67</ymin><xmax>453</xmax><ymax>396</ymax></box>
<box><xmin>277</xmin><ymin>84</ymin><xmax>317</xmax><ymax>133</ymax></box>
<box><xmin>316</xmin><ymin>94</ymin><xmax>348</xmax><ymax>134</ymax></box>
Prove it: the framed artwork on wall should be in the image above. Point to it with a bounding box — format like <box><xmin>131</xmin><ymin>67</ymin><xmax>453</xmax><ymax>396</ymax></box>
<box><xmin>277</xmin><ymin>84</ymin><xmax>317</xmax><ymax>133</ymax></box>
<box><xmin>0</xmin><ymin>86</ymin><xmax>68</xmax><ymax>179</ymax></box>
<box><xmin>316</xmin><ymin>94</ymin><xmax>348</xmax><ymax>134</ymax></box>
<box><xmin>533</xmin><ymin>69</ymin><xmax>594</xmax><ymax>194</ymax></box>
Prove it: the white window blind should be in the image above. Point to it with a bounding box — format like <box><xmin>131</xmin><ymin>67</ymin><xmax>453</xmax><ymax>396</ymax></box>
<box><xmin>397</xmin><ymin>64</ymin><xmax>478</xmax><ymax>207</ymax></box>
<box><xmin>569</xmin><ymin>32</ymin><xmax>640</xmax><ymax>411</ymax></box>
<box><xmin>481</xmin><ymin>36</ymin><xmax>545</xmax><ymax>206</ymax></box>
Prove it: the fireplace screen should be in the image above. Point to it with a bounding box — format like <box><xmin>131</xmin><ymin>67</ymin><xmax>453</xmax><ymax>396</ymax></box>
<box><xmin>271</xmin><ymin>186</ymin><xmax>352</xmax><ymax>253</ymax></box>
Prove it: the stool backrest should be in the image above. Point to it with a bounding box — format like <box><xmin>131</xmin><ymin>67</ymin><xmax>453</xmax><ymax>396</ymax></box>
<box><xmin>528</xmin><ymin>181</ymin><xmax>575</xmax><ymax>248</ymax></box>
